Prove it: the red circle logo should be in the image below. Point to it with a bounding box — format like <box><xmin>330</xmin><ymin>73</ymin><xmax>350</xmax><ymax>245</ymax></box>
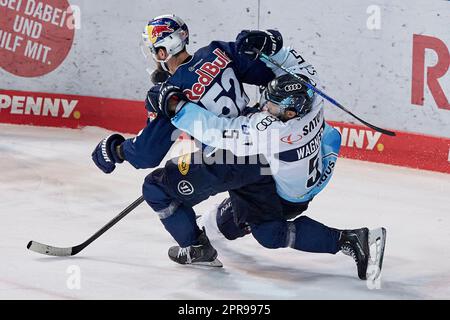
<box><xmin>281</xmin><ymin>134</ymin><xmax>303</xmax><ymax>145</ymax></box>
<box><xmin>0</xmin><ymin>0</ymin><xmax>75</xmax><ymax>77</ymax></box>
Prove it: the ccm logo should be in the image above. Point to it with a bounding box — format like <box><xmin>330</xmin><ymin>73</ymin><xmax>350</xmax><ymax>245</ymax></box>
<box><xmin>411</xmin><ymin>34</ymin><xmax>449</xmax><ymax>110</ymax></box>
<box><xmin>284</xmin><ymin>84</ymin><xmax>303</xmax><ymax>92</ymax></box>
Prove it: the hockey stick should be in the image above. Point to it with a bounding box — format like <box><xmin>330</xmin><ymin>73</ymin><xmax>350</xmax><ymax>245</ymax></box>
<box><xmin>254</xmin><ymin>49</ymin><xmax>396</xmax><ymax>136</ymax></box>
<box><xmin>27</xmin><ymin>196</ymin><xmax>145</xmax><ymax>256</ymax></box>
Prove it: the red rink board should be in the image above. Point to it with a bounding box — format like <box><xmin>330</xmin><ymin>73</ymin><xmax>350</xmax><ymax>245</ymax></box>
<box><xmin>1</xmin><ymin>89</ymin><xmax>449</xmax><ymax>174</ymax></box>
<box><xmin>328</xmin><ymin>121</ymin><xmax>449</xmax><ymax>174</ymax></box>
<box><xmin>0</xmin><ymin>89</ymin><xmax>147</xmax><ymax>133</ymax></box>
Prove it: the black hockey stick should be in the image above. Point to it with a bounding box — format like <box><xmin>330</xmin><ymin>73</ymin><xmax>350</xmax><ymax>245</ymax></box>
<box><xmin>27</xmin><ymin>196</ymin><xmax>145</xmax><ymax>256</ymax></box>
<box><xmin>255</xmin><ymin>49</ymin><xmax>396</xmax><ymax>136</ymax></box>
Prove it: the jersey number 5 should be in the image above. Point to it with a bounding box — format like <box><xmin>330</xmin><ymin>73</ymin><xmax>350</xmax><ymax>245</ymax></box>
<box><xmin>307</xmin><ymin>153</ymin><xmax>321</xmax><ymax>188</ymax></box>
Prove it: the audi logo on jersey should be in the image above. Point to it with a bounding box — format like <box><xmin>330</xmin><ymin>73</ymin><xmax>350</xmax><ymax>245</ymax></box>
<box><xmin>284</xmin><ymin>84</ymin><xmax>303</xmax><ymax>92</ymax></box>
<box><xmin>256</xmin><ymin>116</ymin><xmax>278</xmax><ymax>131</ymax></box>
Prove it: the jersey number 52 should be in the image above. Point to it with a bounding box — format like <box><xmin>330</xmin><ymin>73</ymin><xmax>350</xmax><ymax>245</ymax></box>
<box><xmin>200</xmin><ymin>68</ymin><xmax>249</xmax><ymax>117</ymax></box>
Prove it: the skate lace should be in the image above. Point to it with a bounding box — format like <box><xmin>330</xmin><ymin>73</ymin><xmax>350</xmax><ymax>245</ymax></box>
<box><xmin>341</xmin><ymin>244</ymin><xmax>358</xmax><ymax>262</ymax></box>
<box><xmin>177</xmin><ymin>247</ymin><xmax>192</xmax><ymax>264</ymax></box>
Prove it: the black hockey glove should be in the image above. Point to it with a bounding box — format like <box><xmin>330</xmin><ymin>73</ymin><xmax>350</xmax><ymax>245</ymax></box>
<box><xmin>158</xmin><ymin>83</ymin><xmax>188</xmax><ymax>118</ymax></box>
<box><xmin>144</xmin><ymin>84</ymin><xmax>162</xmax><ymax>122</ymax></box>
<box><xmin>146</xmin><ymin>84</ymin><xmax>161</xmax><ymax>112</ymax></box>
<box><xmin>91</xmin><ymin>134</ymin><xmax>125</xmax><ymax>174</ymax></box>
<box><xmin>236</xmin><ymin>29</ymin><xmax>283</xmax><ymax>60</ymax></box>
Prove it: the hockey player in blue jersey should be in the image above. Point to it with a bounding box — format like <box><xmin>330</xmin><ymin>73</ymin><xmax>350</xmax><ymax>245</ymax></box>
<box><xmin>91</xmin><ymin>14</ymin><xmax>385</xmax><ymax>280</ymax></box>
<box><xmin>92</xmin><ymin>14</ymin><xmax>285</xmax><ymax>267</ymax></box>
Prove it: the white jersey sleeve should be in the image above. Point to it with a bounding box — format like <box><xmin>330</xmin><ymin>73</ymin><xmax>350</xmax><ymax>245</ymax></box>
<box><xmin>262</xmin><ymin>46</ymin><xmax>320</xmax><ymax>87</ymax></box>
<box><xmin>172</xmin><ymin>100</ymin><xmax>327</xmax><ymax>203</ymax></box>
<box><xmin>171</xmin><ymin>102</ymin><xmax>281</xmax><ymax>157</ymax></box>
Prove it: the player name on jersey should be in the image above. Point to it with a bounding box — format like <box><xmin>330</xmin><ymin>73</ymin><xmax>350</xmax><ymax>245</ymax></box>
<box><xmin>276</xmin><ymin>123</ymin><xmax>325</xmax><ymax>162</ymax></box>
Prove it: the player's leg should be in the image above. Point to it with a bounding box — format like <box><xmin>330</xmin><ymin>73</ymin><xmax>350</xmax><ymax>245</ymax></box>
<box><xmin>250</xmin><ymin>216</ymin><xmax>342</xmax><ymax>253</ymax></box>
<box><xmin>197</xmin><ymin>172</ymin><xmax>286</xmax><ymax>241</ymax></box>
<box><xmin>198</xmin><ymin>197</ymin><xmax>385</xmax><ymax>279</ymax></box>
<box><xmin>142</xmin><ymin>154</ymin><xmax>230</xmax><ymax>266</ymax></box>
<box><xmin>278</xmin><ymin>198</ymin><xmax>386</xmax><ymax>281</ymax></box>
<box><xmin>248</xmin><ymin>198</ymin><xmax>386</xmax><ymax>280</ymax></box>
<box><xmin>196</xmin><ymin>197</ymin><xmax>251</xmax><ymax>241</ymax></box>
<box><xmin>197</xmin><ymin>169</ymin><xmax>283</xmax><ymax>241</ymax></box>
<box><xmin>142</xmin><ymin>150</ymin><xmax>271</xmax><ymax>265</ymax></box>
<box><xmin>143</xmin><ymin>167</ymin><xmax>201</xmax><ymax>248</ymax></box>
<box><xmin>197</xmin><ymin>194</ymin><xmax>339</xmax><ymax>252</ymax></box>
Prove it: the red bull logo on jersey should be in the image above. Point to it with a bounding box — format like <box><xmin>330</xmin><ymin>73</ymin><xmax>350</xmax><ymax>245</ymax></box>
<box><xmin>147</xmin><ymin>24</ymin><xmax>174</xmax><ymax>44</ymax></box>
<box><xmin>184</xmin><ymin>48</ymin><xmax>232</xmax><ymax>102</ymax></box>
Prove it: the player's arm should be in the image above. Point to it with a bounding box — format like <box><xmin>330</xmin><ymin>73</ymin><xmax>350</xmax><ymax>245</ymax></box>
<box><xmin>210</xmin><ymin>29</ymin><xmax>283</xmax><ymax>86</ymax></box>
<box><xmin>170</xmin><ymin>102</ymin><xmax>261</xmax><ymax>156</ymax></box>
<box><xmin>121</xmin><ymin>85</ymin><xmax>180</xmax><ymax>169</ymax></box>
<box><xmin>259</xmin><ymin>45</ymin><xmax>320</xmax><ymax>86</ymax></box>
<box><xmin>120</xmin><ymin>115</ymin><xmax>178</xmax><ymax>169</ymax></box>
<box><xmin>230</xmin><ymin>29</ymin><xmax>320</xmax><ymax>86</ymax></box>
<box><xmin>91</xmin><ymin>85</ymin><xmax>177</xmax><ymax>173</ymax></box>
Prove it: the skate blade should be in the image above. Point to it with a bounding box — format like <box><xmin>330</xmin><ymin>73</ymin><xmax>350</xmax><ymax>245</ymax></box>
<box><xmin>191</xmin><ymin>258</ymin><xmax>223</xmax><ymax>268</ymax></box>
<box><xmin>366</xmin><ymin>227</ymin><xmax>386</xmax><ymax>281</ymax></box>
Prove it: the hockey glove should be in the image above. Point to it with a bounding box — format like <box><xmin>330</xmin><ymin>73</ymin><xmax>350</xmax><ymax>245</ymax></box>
<box><xmin>236</xmin><ymin>29</ymin><xmax>283</xmax><ymax>60</ymax></box>
<box><xmin>146</xmin><ymin>84</ymin><xmax>161</xmax><ymax>112</ymax></box>
<box><xmin>91</xmin><ymin>134</ymin><xmax>126</xmax><ymax>174</ymax></box>
<box><xmin>158</xmin><ymin>83</ymin><xmax>188</xmax><ymax>118</ymax></box>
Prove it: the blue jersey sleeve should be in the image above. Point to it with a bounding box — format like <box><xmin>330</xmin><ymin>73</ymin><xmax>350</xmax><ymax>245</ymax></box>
<box><xmin>121</xmin><ymin>115</ymin><xmax>178</xmax><ymax>169</ymax></box>
<box><xmin>213</xmin><ymin>41</ymin><xmax>276</xmax><ymax>86</ymax></box>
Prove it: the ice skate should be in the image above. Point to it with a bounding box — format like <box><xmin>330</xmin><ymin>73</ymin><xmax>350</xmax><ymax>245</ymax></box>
<box><xmin>168</xmin><ymin>229</ymin><xmax>223</xmax><ymax>267</ymax></box>
<box><xmin>339</xmin><ymin>228</ymin><xmax>370</xmax><ymax>280</ymax></box>
<box><xmin>339</xmin><ymin>227</ymin><xmax>386</xmax><ymax>281</ymax></box>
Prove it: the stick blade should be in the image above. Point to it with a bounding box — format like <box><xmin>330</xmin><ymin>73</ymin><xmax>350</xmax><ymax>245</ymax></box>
<box><xmin>27</xmin><ymin>241</ymin><xmax>73</xmax><ymax>256</ymax></box>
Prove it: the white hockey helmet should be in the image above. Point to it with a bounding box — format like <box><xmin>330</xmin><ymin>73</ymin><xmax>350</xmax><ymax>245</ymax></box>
<box><xmin>142</xmin><ymin>14</ymin><xmax>189</xmax><ymax>63</ymax></box>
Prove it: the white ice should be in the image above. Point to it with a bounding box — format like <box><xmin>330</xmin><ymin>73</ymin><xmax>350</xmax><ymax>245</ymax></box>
<box><xmin>0</xmin><ymin>123</ymin><xmax>449</xmax><ymax>300</ymax></box>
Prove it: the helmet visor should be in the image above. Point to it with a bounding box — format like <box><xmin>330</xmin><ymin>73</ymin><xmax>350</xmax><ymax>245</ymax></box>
<box><xmin>140</xmin><ymin>34</ymin><xmax>173</xmax><ymax>78</ymax></box>
<box><xmin>259</xmin><ymin>90</ymin><xmax>284</xmax><ymax>117</ymax></box>
<box><xmin>259</xmin><ymin>88</ymin><xmax>313</xmax><ymax>118</ymax></box>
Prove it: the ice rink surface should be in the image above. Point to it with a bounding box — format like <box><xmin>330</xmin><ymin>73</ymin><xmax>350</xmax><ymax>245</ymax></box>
<box><xmin>1</xmin><ymin>123</ymin><xmax>449</xmax><ymax>300</ymax></box>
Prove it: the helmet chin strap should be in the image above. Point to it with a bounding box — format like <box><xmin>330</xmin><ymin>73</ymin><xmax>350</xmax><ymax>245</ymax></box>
<box><xmin>160</xmin><ymin>61</ymin><xmax>170</xmax><ymax>72</ymax></box>
<box><xmin>152</xmin><ymin>53</ymin><xmax>173</xmax><ymax>73</ymax></box>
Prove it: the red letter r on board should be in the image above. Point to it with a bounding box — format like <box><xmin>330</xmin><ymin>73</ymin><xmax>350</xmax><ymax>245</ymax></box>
<box><xmin>411</xmin><ymin>34</ymin><xmax>449</xmax><ymax>110</ymax></box>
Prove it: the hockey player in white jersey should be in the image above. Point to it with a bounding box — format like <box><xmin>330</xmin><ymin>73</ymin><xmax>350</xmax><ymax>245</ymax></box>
<box><xmin>162</xmin><ymin>52</ymin><xmax>386</xmax><ymax>280</ymax></box>
<box><xmin>172</xmin><ymin>73</ymin><xmax>328</xmax><ymax>204</ymax></box>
